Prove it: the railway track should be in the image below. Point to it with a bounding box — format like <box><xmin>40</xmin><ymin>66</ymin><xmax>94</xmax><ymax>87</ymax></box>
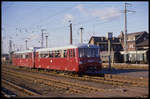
<box><xmin>2</xmin><ymin>65</ymin><xmax>148</xmax><ymax>88</ymax></box>
<box><xmin>2</xmin><ymin>70</ymin><xmax>85</xmax><ymax>95</ymax></box>
<box><xmin>2</xmin><ymin>64</ymin><xmax>149</xmax><ymax>97</ymax></box>
<box><xmin>2</xmin><ymin>79</ymin><xmax>40</xmax><ymax>97</ymax></box>
<box><xmin>2</xmin><ymin>68</ymin><xmax>106</xmax><ymax>96</ymax></box>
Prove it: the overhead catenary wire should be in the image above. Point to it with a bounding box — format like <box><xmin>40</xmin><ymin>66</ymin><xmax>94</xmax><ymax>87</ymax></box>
<box><xmin>3</xmin><ymin>4</ymin><xmax>76</xmax><ymax>34</ymax></box>
<box><xmin>27</xmin><ymin>4</ymin><xmax>77</xmax><ymax>28</ymax></box>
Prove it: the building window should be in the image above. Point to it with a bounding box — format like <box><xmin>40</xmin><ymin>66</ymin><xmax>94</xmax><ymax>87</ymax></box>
<box><xmin>101</xmin><ymin>45</ymin><xmax>103</xmax><ymax>50</ymax></box>
<box><xmin>129</xmin><ymin>44</ymin><xmax>134</xmax><ymax>48</ymax></box>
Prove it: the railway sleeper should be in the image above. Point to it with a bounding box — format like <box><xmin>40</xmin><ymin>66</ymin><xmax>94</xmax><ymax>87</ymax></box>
<box><xmin>2</xmin><ymin>79</ymin><xmax>40</xmax><ymax>96</ymax></box>
<box><xmin>38</xmin><ymin>80</ymin><xmax>85</xmax><ymax>94</ymax></box>
<box><xmin>3</xmin><ymin>70</ymin><xmax>83</xmax><ymax>95</ymax></box>
<box><xmin>3</xmin><ymin>68</ymin><xmax>147</xmax><ymax>88</ymax></box>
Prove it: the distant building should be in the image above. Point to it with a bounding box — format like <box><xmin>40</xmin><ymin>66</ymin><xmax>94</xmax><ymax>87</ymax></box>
<box><xmin>89</xmin><ymin>36</ymin><xmax>123</xmax><ymax>63</ymax></box>
<box><xmin>119</xmin><ymin>31</ymin><xmax>149</xmax><ymax>63</ymax></box>
<box><xmin>118</xmin><ymin>31</ymin><xmax>149</xmax><ymax>51</ymax></box>
<box><xmin>136</xmin><ymin>39</ymin><xmax>149</xmax><ymax>50</ymax></box>
<box><xmin>1</xmin><ymin>53</ymin><xmax>9</xmax><ymax>63</ymax></box>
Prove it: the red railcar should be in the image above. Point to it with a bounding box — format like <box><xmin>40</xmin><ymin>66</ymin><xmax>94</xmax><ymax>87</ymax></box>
<box><xmin>12</xmin><ymin>50</ymin><xmax>34</xmax><ymax>68</ymax></box>
<box><xmin>12</xmin><ymin>44</ymin><xmax>102</xmax><ymax>73</ymax></box>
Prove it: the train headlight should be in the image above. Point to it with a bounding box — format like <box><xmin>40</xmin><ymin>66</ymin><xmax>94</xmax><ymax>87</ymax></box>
<box><xmin>79</xmin><ymin>61</ymin><xmax>83</xmax><ymax>64</ymax></box>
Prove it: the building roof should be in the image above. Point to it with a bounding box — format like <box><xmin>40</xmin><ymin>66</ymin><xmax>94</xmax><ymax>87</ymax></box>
<box><xmin>118</xmin><ymin>31</ymin><xmax>148</xmax><ymax>37</ymax></box>
<box><xmin>127</xmin><ymin>31</ymin><xmax>147</xmax><ymax>36</ymax></box>
<box><xmin>136</xmin><ymin>39</ymin><xmax>149</xmax><ymax>47</ymax></box>
<box><xmin>89</xmin><ymin>36</ymin><xmax>121</xmax><ymax>43</ymax></box>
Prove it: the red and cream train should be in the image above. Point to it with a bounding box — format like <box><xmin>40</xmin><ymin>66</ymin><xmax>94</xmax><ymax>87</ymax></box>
<box><xmin>12</xmin><ymin>44</ymin><xmax>102</xmax><ymax>73</ymax></box>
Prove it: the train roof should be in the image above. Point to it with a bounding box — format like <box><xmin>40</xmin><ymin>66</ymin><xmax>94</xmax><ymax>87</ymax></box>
<box><xmin>13</xmin><ymin>44</ymin><xmax>99</xmax><ymax>54</ymax></box>
<box><xmin>36</xmin><ymin>43</ymin><xmax>99</xmax><ymax>52</ymax></box>
<box><xmin>14</xmin><ymin>50</ymin><xmax>33</xmax><ymax>54</ymax></box>
<box><xmin>13</xmin><ymin>47</ymin><xmax>41</xmax><ymax>54</ymax></box>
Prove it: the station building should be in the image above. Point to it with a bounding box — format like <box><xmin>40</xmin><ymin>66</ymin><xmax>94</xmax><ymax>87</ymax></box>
<box><xmin>88</xmin><ymin>31</ymin><xmax>149</xmax><ymax>64</ymax></box>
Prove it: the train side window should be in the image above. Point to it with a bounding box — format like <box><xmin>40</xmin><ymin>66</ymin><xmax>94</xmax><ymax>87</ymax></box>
<box><xmin>69</xmin><ymin>49</ymin><xmax>75</xmax><ymax>57</ymax></box>
<box><xmin>84</xmin><ymin>48</ymin><xmax>87</xmax><ymax>57</ymax></box>
<box><xmin>49</xmin><ymin>51</ymin><xmax>53</xmax><ymax>58</ymax></box>
<box><xmin>54</xmin><ymin>51</ymin><xmax>57</xmax><ymax>57</ymax></box>
<box><xmin>29</xmin><ymin>53</ymin><xmax>32</xmax><ymax>58</ymax></box>
<box><xmin>44</xmin><ymin>53</ymin><xmax>49</xmax><ymax>58</ymax></box>
<box><xmin>17</xmin><ymin>54</ymin><xmax>19</xmax><ymax>58</ymax></box>
<box><xmin>55</xmin><ymin>50</ymin><xmax>61</xmax><ymax>58</ymax></box>
<box><xmin>20</xmin><ymin>54</ymin><xmax>23</xmax><ymax>58</ymax></box>
<box><xmin>26</xmin><ymin>54</ymin><xmax>28</xmax><ymax>58</ymax></box>
<box><xmin>72</xmin><ymin>49</ymin><xmax>75</xmax><ymax>57</ymax></box>
<box><xmin>60</xmin><ymin>50</ymin><xmax>64</xmax><ymax>58</ymax></box>
<box><xmin>87</xmin><ymin>48</ymin><xmax>91</xmax><ymax>57</ymax></box>
<box><xmin>22</xmin><ymin>54</ymin><xmax>26</xmax><ymax>59</ymax></box>
<box><xmin>69</xmin><ymin>50</ymin><xmax>73</xmax><ymax>57</ymax></box>
<box><xmin>15</xmin><ymin>54</ymin><xmax>17</xmax><ymax>58</ymax></box>
<box><xmin>39</xmin><ymin>53</ymin><xmax>41</xmax><ymax>58</ymax></box>
<box><xmin>18</xmin><ymin>54</ymin><xmax>20</xmax><ymax>58</ymax></box>
<box><xmin>79</xmin><ymin>48</ymin><xmax>84</xmax><ymax>57</ymax></box>
<box><xmin>40</xmin><ymin>53</ymin><xmax>43</xmax><ymax>58</ymax></box>
<box><xmin>59</xmin><ymin>50</ymin><xmax>63</xmax><ymax>58</ymax></box>
<box><xmin>58</xmin><ymin>50</ymin><xmax>61</xmax><ymax>57</ymax></box>
<box><xmin>64</xmin><ymin>50</ymin><xmax>67</xmax><ymax>58</ymax></box>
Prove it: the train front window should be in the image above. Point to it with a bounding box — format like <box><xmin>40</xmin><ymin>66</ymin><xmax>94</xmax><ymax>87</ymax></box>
<box><xmin>78</xmin><ymin>48</ymin><xmax>99</xmax><ymax>58</ymax></box>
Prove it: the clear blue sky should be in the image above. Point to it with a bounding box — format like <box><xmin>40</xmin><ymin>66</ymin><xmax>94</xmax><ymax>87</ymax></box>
<box><xmin>2</xmin><ymin>1</ymin><xmax>149</xmax><ymax>54</ymax></box>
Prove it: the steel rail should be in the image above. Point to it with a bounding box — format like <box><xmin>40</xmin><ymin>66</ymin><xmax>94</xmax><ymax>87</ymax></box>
<box><xmin>2</xmin><ymin>79</ymin><xmax>40</xmax><ymax>96</ymax></box>
<box><xmin>2</xmin><ymin>69</ymin><xmax>105</xmax><ymax>95</ymax></box>
<box><xmin>3</xmin><ymin>65</ymin><xmax>148</xmax><ymax>87</ymax></box>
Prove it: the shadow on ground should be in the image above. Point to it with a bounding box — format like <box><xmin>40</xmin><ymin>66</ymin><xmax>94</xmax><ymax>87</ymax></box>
<box><xmin>85</xmin><ymin>68</ymin><xmax>148</xmax><ymax>78</ymax></box>
<box><xmin>98</xmin><ymin>68</ymin><xmax>148</xmax><ymax>74</ymax></box>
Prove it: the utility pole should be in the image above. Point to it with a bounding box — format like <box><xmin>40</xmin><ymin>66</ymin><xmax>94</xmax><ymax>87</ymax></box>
<box><xmin>107</xmin><ymin>32</ymin><xmax>113</xmax><ymax>71</ymax></box>
<box><xmin>108</xmin><ymin>39</ymin><xmax>111</xmax><ymax>71</ymax></box>
<box><xmin>9</xmin><ymin>40</ymin><xmax>12</xmax><ymax>54</ymax></box>
<box><xmin>80</xmin><ymin>27</ymin><xmax>84</xmax><ymax>43</ymax></box>
<box><xmin>41</xmin><ymin>29</ymin><xmax>45</xmax><ymax>48</ymax></box>
<box><xmin>69</xmin><ymin>20</ymin><xmax>72</xmax><ymax>45</ymax></box>
<box><xmin>45</xmin><ymin>35</ymin><xmax>48</xmax><ymax>48</ymax></box>
<box><xmin>25</xmin><ymin>40</ymin><xmax>28</xmax><ymax>50</ymax></box>
<box><xmin>13</xmin><ymin>44</ymin><xmax>15</xmax><ymax>51</ymax></box>
<box><xmin>123</xmin><ymin>2</ymin><xmax>136</xmax><ymax>63</ymax></box>
<box><xmin>9</xmin><ymin>40</ymin><xmax>12</xmax><ymax>64</ymax></box>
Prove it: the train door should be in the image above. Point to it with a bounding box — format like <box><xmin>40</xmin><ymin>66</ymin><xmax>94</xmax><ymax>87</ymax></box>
<box><xmin>32</xmin><ymin>52</ymin><xmax>35</xmax><ymax>68</ymax></box>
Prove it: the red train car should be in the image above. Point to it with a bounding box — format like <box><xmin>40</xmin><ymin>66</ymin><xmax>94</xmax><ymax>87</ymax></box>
<box><xmin>12</xmin><ymin>44</ymin><xmax>102</xmax><ymax>73</ymax></box>
<box><xmin>12</xmin><ymin>50</ymin><xmax>34</xmax><ymax>68</ymax></box>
